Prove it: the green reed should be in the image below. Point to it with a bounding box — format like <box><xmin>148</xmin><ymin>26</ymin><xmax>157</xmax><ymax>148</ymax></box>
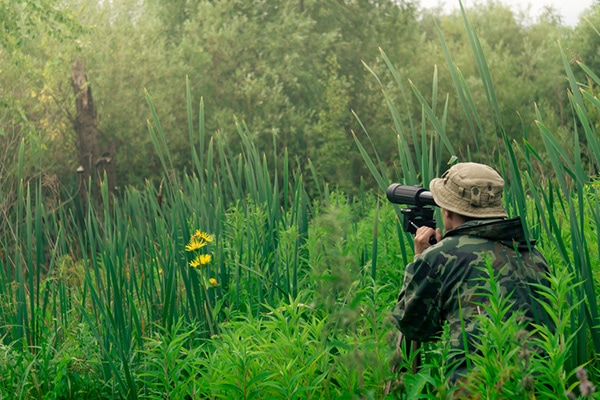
<box><xmin>69</xmin><ymin>79</ymin><xmax>314</xmax><ymax>395</ymax></box>
<box><xmin>0</xmin><ymin>74</ymin><xmax>317</xmax><ymax>396</ymax></box>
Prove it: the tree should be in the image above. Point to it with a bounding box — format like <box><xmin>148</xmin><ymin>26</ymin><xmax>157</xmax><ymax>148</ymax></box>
<box><xmin>2</xmin><ymin>0</ymin><xmax>579</xmax><ymax>198</ymax></box>
<box><xmin>73</xmin><ymin>0</ymin><xmax>179</xmax><ymax>187</ymax></box>
<box><xmin>170</xmin><ymin>0</ymin><xmax>420</xmax><ymax>193</ymax></box>
<box><xmin>71</xmin><ymin>61</ymin><xmax>116</xmax><ymax>204</ymax></box>
<box><xmin>0</xmin><ymin>0</ymin><xmax>82</xmax><ymax>236</ymax></box>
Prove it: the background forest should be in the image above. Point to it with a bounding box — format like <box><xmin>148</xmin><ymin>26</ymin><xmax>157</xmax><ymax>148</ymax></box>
<box><xmin>2</xmin><ymin>0</ymin><xmax>600</xmax><ymax>398</ymax></box>
<box><xmin>2</xmin><ymin>0</ymin><xmax>599</xmax><ymax>201</ymax></box>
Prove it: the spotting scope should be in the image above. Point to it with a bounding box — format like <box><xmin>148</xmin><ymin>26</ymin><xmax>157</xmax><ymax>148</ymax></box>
<box><xmin>386</xmin><ymin>184</ymin><xmax>438</xmax><ymax>243</ymax></box>
<box><xmin>386</xmin><ymin>184</ymin><xmax>437</xmax><ymax>207</ymax></box>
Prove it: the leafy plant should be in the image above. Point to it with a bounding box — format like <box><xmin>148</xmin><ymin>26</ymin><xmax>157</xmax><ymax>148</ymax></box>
<box><xmin>136</xmin><ymin>319</ymin><xmax>205</xmax><ymax>400</ymax></box>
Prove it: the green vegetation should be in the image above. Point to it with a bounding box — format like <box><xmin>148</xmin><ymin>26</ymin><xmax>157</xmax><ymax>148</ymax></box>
<box><xmin>1</xmin><ymin>0</ymin><xmax>600</xmax><ymax>398</ymax></box>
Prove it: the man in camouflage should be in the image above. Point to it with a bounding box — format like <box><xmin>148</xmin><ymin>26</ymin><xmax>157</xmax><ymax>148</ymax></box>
<box><xmin>391</xmin><ymin>162</ymin><xmax>551</xmax><ymax>384</ymax></box>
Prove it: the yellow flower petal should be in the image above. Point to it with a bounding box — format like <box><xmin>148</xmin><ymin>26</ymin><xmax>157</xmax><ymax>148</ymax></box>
<box><xmin>199</xmin><ymin>254</ymin><xmax>212</xmax><ymax>265</ymax></box>
<box><xmin>185</xmin><ymin>239</ymin><xmax>206</xmax><ymax>252</ymax></box>
<box><xmin>199</xmin><ymin>232</ymin><xmax>214</xmax><ymax>243</ymax></box>
<box><xmin>189</xmin><ymin>254</ymin><xmax>211</xmax><ymax>268</ymax></box>
<box><xmin>190</xmin><ymin>256</ymin><xmax>202</xmax><ymax>268</ymax></box>
<box><xmin>209</xmin><ymin>278</ymin><xmax>218</xmax><ymax>286</ymax></box>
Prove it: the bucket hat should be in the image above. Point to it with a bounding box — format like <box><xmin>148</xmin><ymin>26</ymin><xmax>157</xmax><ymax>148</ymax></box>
<box><xmin>429</xmin><ymin>162</ymin><xmax>508</xmax><ymax>218</ymax></box>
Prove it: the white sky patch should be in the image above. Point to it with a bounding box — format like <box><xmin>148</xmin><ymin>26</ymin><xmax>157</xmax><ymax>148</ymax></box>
<box><xmin>417</xmin><ymin>0</ymin><xmax>596</xmax><ymax>26</ymax></box>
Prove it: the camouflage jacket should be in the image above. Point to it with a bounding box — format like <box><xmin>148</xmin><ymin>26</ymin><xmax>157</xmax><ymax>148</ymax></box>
<box><xmin>391</xmin><ymin>217</ymin><xmax>551</xmax><ymax>377</ymax></box>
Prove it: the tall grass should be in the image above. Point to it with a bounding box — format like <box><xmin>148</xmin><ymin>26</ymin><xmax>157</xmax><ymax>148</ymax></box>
<box><xmin>0</xmin><ymin>76</ymin><xmax>318</xmax><ymax>397</ymax></box>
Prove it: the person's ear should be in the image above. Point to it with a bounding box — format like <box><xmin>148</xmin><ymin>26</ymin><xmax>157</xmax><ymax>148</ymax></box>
<box><xmin>442</xmin><ymin>209</ymin><xmax>452</xmax><ymax>220</ymax></box>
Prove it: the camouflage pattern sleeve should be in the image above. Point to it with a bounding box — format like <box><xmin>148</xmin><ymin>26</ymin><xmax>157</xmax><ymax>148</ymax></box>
<box><xmin>391</xmin><ymin>257</ymin><xmax>443</xmax><ymax>341</ymax></box>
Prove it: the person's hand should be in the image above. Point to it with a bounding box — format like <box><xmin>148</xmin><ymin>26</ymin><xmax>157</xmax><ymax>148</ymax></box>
<box><xmin>414</xmin><ymin>226</ymin><xmax>442</xmax><ymax>256</ymax></box>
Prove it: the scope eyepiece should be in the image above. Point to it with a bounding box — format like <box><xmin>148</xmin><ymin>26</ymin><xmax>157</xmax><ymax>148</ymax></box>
<box><xmin>386</xmin><ymin>184</ymin><xmax>437</xmax><ymax>207</ymax></box>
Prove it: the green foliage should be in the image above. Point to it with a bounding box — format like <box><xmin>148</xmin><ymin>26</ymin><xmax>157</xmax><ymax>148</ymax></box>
<box><xmin>1</xmin><ymin>1</ymin><xmax>600</xmax><ymax>397</ymax></box>
<box><xmin>0</xmin><ymin>325</ymin><xmax>107</xmax><ymax>399</ymax></box>
<box><xmin>0</xmin><ymin>0</ymin><xmax>81</xmax><ymax>51</ymax></box>
<box><xmin>198</xmin><ymin>297</ymin><xmax>332</xmax><ymax>399</ymax></box>
<box><xmin>197</xmin><ymin>281</ymin><xmax>395</xmax><ymax>400</ymax></box>
<box><xmin>136</xmin><ymin>319</ymin><xmax>206</xmax><ymax>399</ymax></box>
<box><xmin>2</xmin><ymin>0</ymin><xmax>597</xmax><ymax>198</ymax></box>
<box><xmin>76</xmin><ymin>0</ymin><xmax>177</xmax><ymax>187</ymax></box>
<box><xmin>0</xmin><ymin>115</ymin><xmax>599</xmax><ymax>398</ymax></box>
<box><xmin>0</xmin><ymin>0</ymin><xmax>83</xmax><ymax>245</ymax></box>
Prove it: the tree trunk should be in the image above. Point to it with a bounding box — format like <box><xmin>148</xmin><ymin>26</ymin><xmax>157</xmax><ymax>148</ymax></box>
<box><xmin>71</xmin><ymin>61</ymin><xmax>115</xmax><ymax>205</ymax></box>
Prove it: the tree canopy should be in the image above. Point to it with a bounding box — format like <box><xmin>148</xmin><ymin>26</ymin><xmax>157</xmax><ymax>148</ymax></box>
<box><xmin>1</xmin><ymin>0</ymin><xmax>598</xmax><ymax>202</ymax></box>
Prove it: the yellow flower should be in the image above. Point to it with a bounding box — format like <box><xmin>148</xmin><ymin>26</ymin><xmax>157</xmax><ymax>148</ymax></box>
<box><xmin>199</xmin><ymin>254</ymin><xmax>212</xmax><ymax>265</ymax></box>
<box><xmin>189</xmin><ymin>253</ymin><xmax>212</xmax><ymax>268</ymax></box>
<box><xmin>186</xmin><ymin>230</ymin><xmax>214</xmax><ymax>251</ymax></box>
<box><xmin>191</xmin><ymin>229</ymin><xmax>213</xmax><ymax>241</ymax></box>
<box><xmin>198</xmin><ymin>231</ymin><xmax>214</xmax><ymax>243</ymax></box>
<box><xmin>190</xmin><ymin>257</ymin><xmax>202</xmax><ymax>268</ymax></box>
<box><xmin>209</xmin><ymin>278</ymin><xmax>218</xmax><ymax>286</ymax></box>
<box><xmin>185</xmin><ymin>239</ymin><xmax>207</xmax><ymax>252</ymax></box>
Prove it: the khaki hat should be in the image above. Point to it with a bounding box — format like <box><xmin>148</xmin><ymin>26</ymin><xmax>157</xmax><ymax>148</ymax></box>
<box><xmin>429</xmin><ymin>162</ymin><xmax>508</xmax><ymax>218</ymax></box>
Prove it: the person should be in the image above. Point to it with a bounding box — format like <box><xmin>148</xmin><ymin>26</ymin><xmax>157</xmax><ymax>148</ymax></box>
<box><xmin>390</xmin><ymin>162</ymin><xmax>552</xmax><ymax>386</ymax></box>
